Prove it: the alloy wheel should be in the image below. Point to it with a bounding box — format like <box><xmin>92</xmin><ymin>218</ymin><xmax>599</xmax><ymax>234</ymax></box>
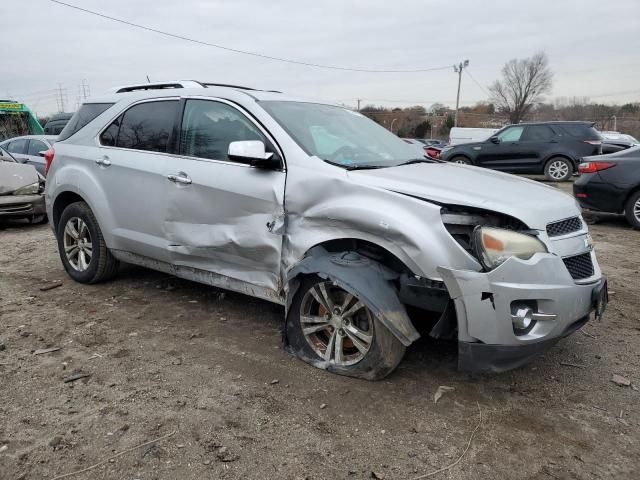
<box><xmin>548</xmin><ymin>160</ymin><xmax>569</xmax><ymax>180</ymax></box>
<box><xmin>634</xmin><ymin>198</ymin><xmax>640</xmax><ymax>222</ymax></box>
<box><xmin>299</xmin><ymin>281</ymin><xmax>374</xmax><ymax>366</ymax></box>
<box><xmin>63</xmin><ymin>217</ymin><xmax>93</xmax><ymax>271</ymax></box>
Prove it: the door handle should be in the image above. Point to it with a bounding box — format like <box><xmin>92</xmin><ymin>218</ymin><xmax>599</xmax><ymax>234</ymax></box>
<box><xmin>167</xmin><ymin>172</ymin><xmax>192</xmax><ymax>185</ymax></box>
<box><xmin>95</xmin><ymin>156</ymin><xmax>111</xmax><ymax>167</ymax></box>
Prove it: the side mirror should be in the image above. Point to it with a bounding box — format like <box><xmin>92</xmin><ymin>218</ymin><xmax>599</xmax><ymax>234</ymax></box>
<box><xmin>228</xmin><ymin>141</ymin><xmax>280</xmax><ymax>169</ymax></box>
<box><xmin>490</xmin><ymin>136</ymin><xmax>500</xmax><ymax>144</ymax></box>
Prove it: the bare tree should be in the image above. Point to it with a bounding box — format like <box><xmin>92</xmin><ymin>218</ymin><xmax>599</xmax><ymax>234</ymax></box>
<box><xmin>489</xmin><ymin>51</ymin><xmax>553</xmax><ymax>124</ymax></box>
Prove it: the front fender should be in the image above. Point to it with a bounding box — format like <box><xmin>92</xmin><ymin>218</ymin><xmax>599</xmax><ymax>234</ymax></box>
<box><xmin>286</xmin><ymin>247</ymin><xmax>420</xmax><ymax>346</ymax></box>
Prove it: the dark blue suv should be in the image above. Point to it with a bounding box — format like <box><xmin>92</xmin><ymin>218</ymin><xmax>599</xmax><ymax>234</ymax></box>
<box><xmin>440</xmin><ymin>121</ymin><xmax>603</xmax><ymax>182</ymax></box>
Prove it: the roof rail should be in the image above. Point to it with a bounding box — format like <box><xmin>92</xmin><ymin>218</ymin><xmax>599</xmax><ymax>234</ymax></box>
<box><xmin>107</xmin><ymin>80</ymin><xmax>282</xmax><ymax>95</ymax></box>
<box><xmin>108</xmin><ymin>80</ymin><xmax>205</xmax><ymax>94</ymax></box>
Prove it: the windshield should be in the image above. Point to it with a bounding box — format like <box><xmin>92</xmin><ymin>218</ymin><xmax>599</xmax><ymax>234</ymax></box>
<box><xmin>260</xmin><ymin>101</ymin><xmax>423</xmax><ymax>168</ymax></box>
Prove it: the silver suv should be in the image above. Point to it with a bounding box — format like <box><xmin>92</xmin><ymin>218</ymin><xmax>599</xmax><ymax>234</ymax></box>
<box><xmin>45</xmin><ymin>81</ymin><xmax>607</xmax><ymax>379</ymax></box>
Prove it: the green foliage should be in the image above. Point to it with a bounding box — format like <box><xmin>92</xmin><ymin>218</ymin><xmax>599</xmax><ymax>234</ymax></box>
<box><xmin>414</xmin><ymin>120</ymin><xmax>431</xmax><ymax>138</ymax></box>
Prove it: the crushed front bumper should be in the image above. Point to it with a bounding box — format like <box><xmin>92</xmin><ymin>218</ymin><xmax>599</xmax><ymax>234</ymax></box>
<box><xmin>0</xmin><ymin>194</ymin><xmax>46</xmax><ymax>219</ymax></box>
<box><xmin>438</xmin><ymin>253</ymin><xmax>605</xmax><ymax>373</ymax></box>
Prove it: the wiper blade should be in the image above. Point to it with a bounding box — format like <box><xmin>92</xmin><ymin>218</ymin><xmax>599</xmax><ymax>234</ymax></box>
<box><xmin>395</xmin><ymin>158</ymin><xmax>435</xmax><ymax>166</ymax></box>
<box><xmin>323</xmin><ymin>159</ymin><xmax>389</xmax><ymax>170</ymax></box>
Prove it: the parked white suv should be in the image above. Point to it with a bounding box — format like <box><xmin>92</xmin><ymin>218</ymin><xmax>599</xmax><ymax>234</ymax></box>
<box><xmin>45</xmin><ymin>81</ymin><xmax>607</xmax><ymax>379</ymax></box>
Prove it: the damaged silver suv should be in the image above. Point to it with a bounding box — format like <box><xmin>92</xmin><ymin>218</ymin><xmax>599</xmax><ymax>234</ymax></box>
<box><xmin>45</xmin><ymin>81</ymin><xmax>608</xmax><ymax>379</ymax></box>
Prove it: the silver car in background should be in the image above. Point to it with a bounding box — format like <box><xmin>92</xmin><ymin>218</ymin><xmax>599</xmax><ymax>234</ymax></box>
<box><xmin>0</xmin><ymin>135</ymin><xmax>57</xmax><ymax>176</ymax></box>
<box><xmin>44</xmin><ymin>81</ymin><xmax>607</xmax><ymax>379</ymax></box>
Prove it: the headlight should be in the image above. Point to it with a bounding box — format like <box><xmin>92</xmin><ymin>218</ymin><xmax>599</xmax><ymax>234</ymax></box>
<box><xmin>13</xmin><ymin>182</ymin><xmax>39</xmax><ymax>195</ymax></box>
<box><xmin>473</xmin><ymin>227</ymin><xmax>547</xmax><ymax>270</ymax></box>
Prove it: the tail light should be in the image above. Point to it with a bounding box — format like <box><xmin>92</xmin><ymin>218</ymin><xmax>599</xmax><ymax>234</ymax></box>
<box><xmin>578</xmin><ymin>161</ymin><xmax>616</xmax><ymax>174</ymax></box>
<box><xmin>43</xmin><ymin>147</ymin><xmax>55</xmax><ymax>175</ymax></box>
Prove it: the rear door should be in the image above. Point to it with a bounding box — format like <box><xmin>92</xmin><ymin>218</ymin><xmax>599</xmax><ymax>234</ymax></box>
<box><xmin>163</xmin><ymin>98</ymin><xmax>286</xmax><ymax>293</ymax></box>
<box><xmin>25</xmin><ymin>138</ymin><xmax>49</xmax><ymax>175</ymax></box>
<box><xmin>518</xmin><ymin>125</ymin><xmax>557</xmax><ymax>171</ymax></box>
<box><xmin>96</xmin><ymin>98</ymin><xmax>179</xmax><ymax>261</ymax></box>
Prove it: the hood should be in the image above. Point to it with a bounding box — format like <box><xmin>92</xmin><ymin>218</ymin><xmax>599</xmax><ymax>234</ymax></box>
<box><xmin>348</xmin><ymin>163</ymin><xmax>580</xmax><ymax>230</ymax></box>
<box><xmin>0</xmin><ymin>162</ymin><xmax>39</xmax><ymax>195</ymax></box>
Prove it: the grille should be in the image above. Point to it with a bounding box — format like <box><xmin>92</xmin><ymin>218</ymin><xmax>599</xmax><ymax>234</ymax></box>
<box><xmin>563</xmin><ymin>252</ymin><xmax>594</xmax><ymax>280</ymax></box>
<box><xmin>0</xmin><ymin>203</ymin><xmax>31</xmax><ymax>213</ymax></box>
<box><xmin>547</xmin><ymin>216</ymin><xmax>583</xmax><ymax>237</ymax></box>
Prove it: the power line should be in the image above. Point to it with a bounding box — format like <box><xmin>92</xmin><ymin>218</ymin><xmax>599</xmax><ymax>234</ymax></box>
<box><xmin>49</xmin><ymin>0</ymin><xmax>453</xmax><ymax>74</ymax></box>
<box><xmin>465</xmin><ymin>69</ymin><xmax>491</xmax><ymax>98</ymax></box>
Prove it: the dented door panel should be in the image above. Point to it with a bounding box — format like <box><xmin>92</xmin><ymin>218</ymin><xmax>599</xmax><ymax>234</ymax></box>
<box><xmin>164</xmin><ymin>156</ymin><xmax>286</xmax><ymax>291</ymax></box>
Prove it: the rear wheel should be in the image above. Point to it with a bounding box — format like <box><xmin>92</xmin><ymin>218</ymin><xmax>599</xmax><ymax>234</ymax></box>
<box><xmin>56</xmin><ymin>201</ymin><xmax>119</xmax><ymax>284</ymax></box>
<box><xmin>624</xmin><ymin>191</ymin><xmax>640</xmax><ymax>230</ymax></box>
<box><xmin>451</xmin><ymin>156</ymin><xmax>472</xmax><ymax>165</ymax></box>
<box><xmin>544</xmin><ymin>157</ymin><xmax>573</xmax><ymax>182</ymax></box>
<box><xmin>287</xmin><ymin>275</ymin><xmax>406</xmax><ymax>380</ymax></box>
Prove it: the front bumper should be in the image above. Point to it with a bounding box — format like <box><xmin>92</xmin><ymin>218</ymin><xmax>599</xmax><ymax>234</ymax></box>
<box><xmin>438</xmin><ymin>253</ymin><xmax>605</xmax><ymax>373</ymax></box>
<box><xmin>0</xmin><ymin>194</ymin><xmax>46</xmax><ymax>219</ymax></box>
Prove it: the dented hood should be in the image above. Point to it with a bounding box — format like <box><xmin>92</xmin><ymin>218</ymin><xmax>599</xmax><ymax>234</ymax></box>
<box><xmin>348</xmin><ymin>162</ymin><xmax>580</xmax><ymax>230</ymax></box>
<box><xmin>0</xmin><ymin>162</ymin><xmax>39</xmax><ymax>195</ymax></box>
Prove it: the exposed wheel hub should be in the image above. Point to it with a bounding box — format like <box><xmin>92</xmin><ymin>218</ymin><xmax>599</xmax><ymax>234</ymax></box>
<box><xmin>299</xmin><ymin>281</ymin><xmax>374</xmax><ymax>366</ymax></box>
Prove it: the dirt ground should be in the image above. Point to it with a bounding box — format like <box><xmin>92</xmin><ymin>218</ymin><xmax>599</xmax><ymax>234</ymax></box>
<box><xmin>1</xmin><ymin>180</ymin><xmax>639</xmax><ymax>480</ymax></box>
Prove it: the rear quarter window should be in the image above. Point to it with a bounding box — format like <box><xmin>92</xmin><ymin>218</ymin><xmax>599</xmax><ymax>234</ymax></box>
<box><xmin>58</xmin><ymin>103</ymin><xmax>114</xmax><ymax>141</ymax></box>
<box><xmin>559</xmin><ymin>124</ymin><xmax>601</xmax><ymax>140</ymax></box>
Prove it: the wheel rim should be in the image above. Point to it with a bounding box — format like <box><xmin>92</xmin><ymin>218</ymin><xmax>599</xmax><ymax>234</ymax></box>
<box><xmin>634</xmin><ymin>198</ymin><xmax>640</xmax><ymax>222</ymax></box>
<box><xmin>454</xmin><ymin>158</ymin><xmax>468</xmax><ymax>165</ymax></box>
<box><xmin>299</xmin><ymin>281</ymin><xmax>374</xmax><ymax>366</ymax></box>
<box><xmin>63</xmin><ymin>217</ymin><xmax>93</xmax><ymax>272</ymax></box>
<box><xmin>548</xmin><ymin>160</ymin><xmax>569</xmax><ymax>180</ymax></box>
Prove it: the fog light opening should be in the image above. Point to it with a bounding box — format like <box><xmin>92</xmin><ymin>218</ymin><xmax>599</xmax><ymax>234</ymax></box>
<box><xmin>511</xmin><ymin>302</ymin><xmax>539</xmax><ymax>335</ymax></box>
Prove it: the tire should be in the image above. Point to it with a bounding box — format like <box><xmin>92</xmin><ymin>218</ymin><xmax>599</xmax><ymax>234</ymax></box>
<box><xmin>56</xmin><ymin>201</ymin><xmax>119</xmax><ymax>284</ymax></box>
<box><xmin>544</xmin><ymin>157</ymin><xmax>573</xmax><ymax>182</ymax></box>
<box><xmin>451</xmin><ymin>156</ymin><xmax>472</xmax><ymax>165</ymax></box>
<box><xmin>286</xmin><ymin>274</ymin><xmax>406</xmax><ymax>380</ymax></box>
<box><xmin>624</xmin><ymin>190</ymin><xmax>640</xmax><ymax>230</ymax></box>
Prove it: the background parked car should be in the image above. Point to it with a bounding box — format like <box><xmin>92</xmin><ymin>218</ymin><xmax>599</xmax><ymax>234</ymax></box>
<box><xmin>0</xmin><ymin>145</ymin><xmax>46</xmax><ymax>223</ymax></box>
<box><xmin>401</xmin><ymin>138</ymin><xmax>429</xmax><ymax>155</ymax></box>
<box><xmin>574</xmin><ymin>146</ymin><xmax>640</xmax><ymax>229</ymax></box>
<box><xmin>43</xmin><ymin>112</ymin><xmax>74</xmax><ymax>135</ymax></box>
<box><xmin>448</xmin><ymin>127</ymin><xmax>498</xmax><ymax>145</ymax></box>
<box><xmin>0</xmin><ymin>135</ymin><xmax>57</xmax><ymax>176</ymax></box>
<box><xmin>600</xmin><ymin>131</ymin><xmax>639</xmax><ymax>154</ymax></box>
<box><xmin>440</xmin><ymin>121</ymin><xmax>603</xmax><ymax>182</ymax></box>
<box><xmin>416</xmin><ymin>138</ymin><xmax>448</xmax><ymax>147</ymax></box>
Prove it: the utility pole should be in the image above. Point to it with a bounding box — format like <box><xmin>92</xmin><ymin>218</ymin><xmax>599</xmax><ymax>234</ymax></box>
<box><xmin>453</xmin><ymin>60</ymin><xmax>469</xmax><ymax>127</ymax></box>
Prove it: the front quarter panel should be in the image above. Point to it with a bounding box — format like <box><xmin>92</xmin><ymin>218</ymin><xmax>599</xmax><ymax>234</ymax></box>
<box><xmin>282</xmin><ymin>161</ymin><xmax>482</xmax><ymax>280</ymax></box>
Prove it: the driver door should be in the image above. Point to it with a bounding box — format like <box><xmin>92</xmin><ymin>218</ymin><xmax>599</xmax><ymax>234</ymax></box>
<box><xmin>163</xmin><ymin>98</ymin><xmax>286</xmax><ymax>293</ymax></box>
<box><xmin>477</xmin><ymin>126</ymin><xmax>525</xmax><ymax>170</ymax></box>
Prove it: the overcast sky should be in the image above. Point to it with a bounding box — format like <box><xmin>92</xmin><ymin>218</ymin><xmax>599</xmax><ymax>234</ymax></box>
<box><xmin>2</xmin><ymin>0</ymin><xmax>640</xmax><ymax>116</ymax></box>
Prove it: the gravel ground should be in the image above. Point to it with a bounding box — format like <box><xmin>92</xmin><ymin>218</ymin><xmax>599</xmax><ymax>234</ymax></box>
<box><xmin>1</xmin><ymin>181</ymin><xmax>639</xmax><ymax>480</ymax></box>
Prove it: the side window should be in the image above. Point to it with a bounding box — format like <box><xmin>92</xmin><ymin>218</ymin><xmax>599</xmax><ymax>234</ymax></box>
<box><xmin>27</xmin><ymin>140</ymin><xmax>48</xmax><ymax>156</ymax></box>
<box><xmin>497</xmin><ymin>126</ymin><xmax>524</xmax><ymax>142</ymax></box>
<box><xmin>179</xmin><ymin>99</ymin><xmax>266</xmax><ymax>161</ymax></box>
<box><xmin>7</xmin><ymin>138</ymin><xmax>27</xmax><ymax>154</ymax></box>
<box><xmin>100</xmin><ymin>115</ymin><xmax>122</xmax><ymax>147</ymax></box>
<box><xmin>114</xmin><ymin>101</ymin><xmax>178</xmax><ymax>152</ymax></box>
<box><xmin>521</xmin><ymin>125</ymin><xmax>555</xmax><ymax>142</ymax></box>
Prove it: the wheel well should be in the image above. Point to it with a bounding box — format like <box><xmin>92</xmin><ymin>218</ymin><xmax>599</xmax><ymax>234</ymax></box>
<box><xmin>308</xmin><ymin>238</ymin><xmax>413</xmax><ymax>275</ymax></box>
<box><xmin>450</xmin><ymin>153</ymin><xmax>472</xmax><ymax>163</ymax></box>
<box><xmin>52</xmin><ymin>191</ymin><xmax>86</xmax><ymax>230</ymax></box>
<box><xmin>624</xmin><ymin>186</ymin><xmax>640</xmax><ymax>209</ymax></box>
<box><xmin>544</xmin><ymin>155</ymin><xmax>576</xmax><ymax>172</ymax></box>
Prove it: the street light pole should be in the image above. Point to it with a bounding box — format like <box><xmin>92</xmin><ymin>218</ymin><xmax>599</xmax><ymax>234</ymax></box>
<box><xmin>390</xmin><ymin>118</ymin><xmax>398</xmax><ymax>134</ymax></box>
<box><xmin>453</xmin><ymin>60</ymin><xmax>469</xmax><ymax>128</ymax></box>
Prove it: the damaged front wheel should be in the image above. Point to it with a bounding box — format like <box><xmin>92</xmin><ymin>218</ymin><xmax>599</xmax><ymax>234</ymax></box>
<box><xmin>287</xmin><ymin>275</ymin><xmax>405</xmax><ymax>380</ymax></box>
